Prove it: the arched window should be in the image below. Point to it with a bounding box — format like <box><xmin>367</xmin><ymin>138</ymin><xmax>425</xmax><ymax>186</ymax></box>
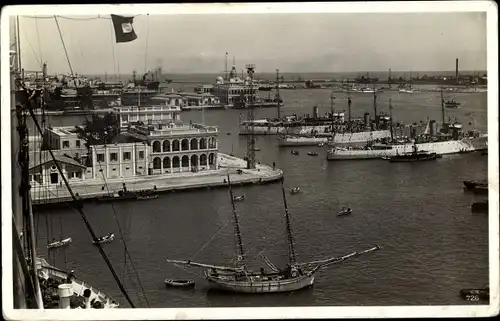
<box><xmin>208</xmin><ymin>153</ymin><xmax>215</xmax><ymax>165</ymax></box>
<box><xmin>190</xmin><ymin>138</ymin><xmax>198</xmax><ymax>150</ymax></box>
<box><xmin>163</xmin><ymin>140</ymin><xmax>171</xmax><ymax>152</ymax></box>
<box><xmin>181</xmin><ymin>139</ymin><xmax>190</xmax><ymax>151</ymax></box>
<box><xmin>199</xmin><ymin>138</ymin><xmax>207</xmax><ymax>149</ymax></box>
<box><xmin>190</xmin><ymin>154</ymin><xmax>198</xmax><ymax>167</ymax></box>
<box><xmin>172</xmin><ymin>156</ymin><xmax>180</xmax><ymax>168</ymax></box>
<box><xmin>163</xmin><ymin>157</ymin><xmax>171</xmax><ymax>169</ymax></box>
<box><xmin>152</xmin><ymin>141</ymin><xmax>161</xmax><ymax>153</ymax></box>
<box><xmin>181</xmin><ymin>155</ymin><xmax>189</xmax><ymax>168</ymax></box>
<box><xmin>172</xmin><ymin>140</ymin><xmax>180</xmax><ymax>151</ymax></box>
<box><xmin>208</xmin><ymin>137</ymin><xmax>217</xmax><ymax>149</ymax></box>
<box><xmin>153</xmin><ymin>157</ymin><xmax>161</xmax><ymax>169</ymax></box>
<box><xmin>200</xmin><ymin>154</ymin><xmax>207</xmax><ymax>165</ymax></box>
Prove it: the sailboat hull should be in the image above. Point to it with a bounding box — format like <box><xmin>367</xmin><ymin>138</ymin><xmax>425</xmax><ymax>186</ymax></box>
<box><xmin>206</xmin><ymin>274</ymin><xmax>315</xmax><ymax>293</ymax></box>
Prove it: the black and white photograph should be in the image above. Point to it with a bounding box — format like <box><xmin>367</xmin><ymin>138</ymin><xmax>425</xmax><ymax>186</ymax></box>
<box><xmin>1</xmin><ymin>2</ymin><xmax>498</xmax><ymax>320</ymax></box>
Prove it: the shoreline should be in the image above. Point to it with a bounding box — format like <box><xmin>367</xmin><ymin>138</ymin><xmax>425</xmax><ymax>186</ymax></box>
<box><xmin>31</xmin><ymin>153</ymin><xmax>283</xmax><ymax>208</ymax></box>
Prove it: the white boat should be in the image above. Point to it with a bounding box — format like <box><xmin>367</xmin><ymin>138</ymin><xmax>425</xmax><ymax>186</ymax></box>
<box><xmin>326</xmin><ymin>134</ymin><xmax>488</xmax><ymax>160</ymax></box>
<box><xmin>291</xmin><ymin>187</ymin><xmax>301</xmax><ymax>194</ymax></box>
<box><xmin>233</xmin><ymin>195</ymin><xmax>245</xmax><ymax>201</ymax></box>
<box><xmin>37</xmin><ymin>258</ymin><xmax>119</xmax><ymax>308</ymax></box>
<box><xmin>47</xmin><ymin>237</ymin><xmax>72</xmax><ymax>249</ymax></box>
<box><xmin>92</xmin><ymin>233</ymin><xmax>115</xmax><ymax>245</ymax></box>
<box><xmin>337</xmin><ymin>207</ymin><xmax>352</xmax><ymax>216</ymax></box>
<box><xmin>279</xmin><ymin>130</ymin><xmax>391</xmax><ymax>147</ymax></box>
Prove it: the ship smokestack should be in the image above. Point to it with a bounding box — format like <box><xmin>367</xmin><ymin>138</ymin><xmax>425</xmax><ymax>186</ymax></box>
<box><xmin>456</xmin><ymin>58</ymin><xmax>459</xmax><ymax>84</ymax></box>
<box><xmin>58</xmin><ymin>284</ymin><xmax>72</xmax><ymax>309</ymax></box>
<box><xmin>364</xmin><ymin>112</ymin><xmax>370</xmax><ymax>128</ymax></box>
<box><xmin>83</xmin><ymin>289</ymin><xmax>91</xmax><ymax>309</ymax></box>
<box><xmin>312</xmin><ymin>106</ymin><xmax>319</xmax><ymax>119</ymax></box>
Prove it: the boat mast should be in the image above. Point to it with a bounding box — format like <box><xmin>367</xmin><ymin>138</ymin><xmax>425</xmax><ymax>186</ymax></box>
<box><xmin>389</xmin><ymin>98</ymin><xmax>394</xmax><ymax>142</ymax></box>
<box><xmin>276</xmin><ymin>69</ymin><xmax>281</xmax><ymax>119</ymax></box>
<box><xmin>347</xmin><ymin>88</ymin><xmax>352</xmax><ymax>130</ymax></box>
<box><xmin>330</xmin><ymin>92</ymin><xmax>335</xmax><ymax>135</ymax></box>
<box><xmin>226</xmin><ymin>174</ymin><xmax>246</xmax><ymax>267</ymax></box>
<box><xmin>280</xmin><ymin>177</ymin><xmax>297</xmax><ymax>266</ymax></box>
<box><xmin>440</xmin><ymin>85</ymin><xmax>446</xmax><ymax>132</ymax></box>
<box><xmin>372</xmin><ymin>83</ymin><xmax>378</xmax><ymax>128</ymax></box>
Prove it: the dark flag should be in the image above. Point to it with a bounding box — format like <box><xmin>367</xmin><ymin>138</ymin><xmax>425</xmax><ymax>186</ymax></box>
<box><xmin>111</xmin><ymin>14</ymin><xmax>138</xmax><ymax>43</ymax></box>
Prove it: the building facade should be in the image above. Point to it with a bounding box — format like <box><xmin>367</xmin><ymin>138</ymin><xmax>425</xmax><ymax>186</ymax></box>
<box><xmin>113</xmin><ymin>105</ymin><xmax>182</xmax><ymax>131</ymax></box>
<box><xmin>29</xmin><ymin>151</ymin><xmax>87</xmax><ymax>190</ymax></box>
<box><xmin>129</xmin><ymin>122</ymin><xmax>220</xmax><ymax>175</ymax></box>
<box><xmin>91</xmin><ymin>142</ymin><xmax>150</xmax><ymax>179</ymax></box>
<box><xmin>44</xmin><ymin>126</ymin><xmax>88</xmax><ymax>160</ymax></box>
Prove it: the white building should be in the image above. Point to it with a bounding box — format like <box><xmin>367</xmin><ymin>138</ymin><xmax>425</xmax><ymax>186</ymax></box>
<box><xmin>129</xmin><ymin>121</ymin><xmax>220</xmax><ymax>175</ymax></box>
<box><xmin>44</xmin><ymin>126</ymin><xmax>88</xmax><ymax>161</ymax></box>
<box><xmin>29</xmin><ymin>151</ymin><xmax>87</xmax><ymax>188</ymax></box>
<box><xmin>91</xmin><ymin>141</ymin><xmax>150</xmax><ymax>179</ymax></box>
<box><xmin>113</xmin><ymin>105</ymin><xmax>182</xmax><ymax>131</ymax></box>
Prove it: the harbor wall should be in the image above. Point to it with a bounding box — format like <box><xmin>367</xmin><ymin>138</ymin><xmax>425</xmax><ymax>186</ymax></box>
<box><xmin>31</xmin><ymin>153</ymin><xmax>283</xmax><ymax>206</ymax></box>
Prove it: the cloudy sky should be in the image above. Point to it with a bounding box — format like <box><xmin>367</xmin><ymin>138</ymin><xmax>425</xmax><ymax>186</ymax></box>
<box><xmin>18</xmin><ymin>12</ymin><xmax>486</xmax><ymax>74</ymax></box>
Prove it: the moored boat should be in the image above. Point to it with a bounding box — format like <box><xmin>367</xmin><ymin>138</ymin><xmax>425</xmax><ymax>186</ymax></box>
<box><xmin>337</xmin><ymin>207</ymin><xmax>352</xmax><ymax>216</ymax></box>
<box><xmin>47</xmin><ymin>237</ymin><xmax>72</xmax><ymax>249</ymax></box>
<box><xmin>291</xmin><ymin>150</ymin><xmax>299</xmax><ymax>155</ymax></box>
<box><xmin>307</xmin><ymin>152</ymin><xmax>319</xmax><ymax>156</ymax></box>
<box><xmin>233</xmin><ymin>195</ymin><xmax>245</xmax><ymax>201</ymax></box>
<box><xmin>463</xmin><ymin>180</ymin><xmax>488</xmax><ymax>190</ymax></box>
<box><xmin>92</xmin><ymin>233</ymin><xmax>115</xmax><ymax>245</ymax></box>
<box><xmin>165</xmin><ymin>279</ymin><xmax>195</xmax><ymax>288</ymax></box>
<box><xmin>96</xmin><ymin>190</ymin><xmax>138</xmax><ymax>202</ymax></box>
<box><xmin>388</xmin><ymin>150</ymin><xmax>437</xmax><ymax>162</ymax></box>
<box><xmin>471</xmin><ymin>200</ymin><xmax>488</xmax><ymax>213</ymax></box>
<box><xmin>291</xmin><ymin>187</ymin><xmax>301</xmax><ymax>194</ymax></box>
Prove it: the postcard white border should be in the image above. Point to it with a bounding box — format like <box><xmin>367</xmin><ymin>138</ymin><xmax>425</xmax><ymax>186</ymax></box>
<box><xmin>1</xmin><ymin>1</ymin><xmax>499</xmax><ymax>320</ymax></box>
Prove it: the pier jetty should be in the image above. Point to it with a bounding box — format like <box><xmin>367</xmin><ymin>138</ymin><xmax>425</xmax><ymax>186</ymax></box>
<box><xmin>31</xmin><ymin>153</ymin><xmax>282</xmax><ymax>206</ymax></box>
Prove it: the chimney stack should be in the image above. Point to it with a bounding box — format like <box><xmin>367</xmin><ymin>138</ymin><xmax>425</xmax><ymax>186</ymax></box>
<box><xmin>455</xmin><ymin>58</ymin><xmax>459</xmax><ymax>84</ymax></box>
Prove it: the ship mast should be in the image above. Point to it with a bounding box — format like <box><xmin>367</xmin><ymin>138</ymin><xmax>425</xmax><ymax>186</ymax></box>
<box><xmin>389</xmin><ymin>98</ymin><xmax>394</xmax><ymax>142</ymax></box>
<box><xmin>347</xmin><ymin>87</ymin><xmax>352</xmax><ymax>131</ymax></box>
<box><xmin>372</xmin><ymin>83</ymin><xmax>378</xmax><ymax>128</ymax></box>
<box><xmin>276</xmin><ymin>69</ymin><xmax>281</xmax><ymax>119</ymax></box>
<box><xmin>330</xmin><ymin>92</ymin><xmax>336</xmax><ymax>135</ymax></box>
<box><xmin>226</xmin><ymin>174</ymin><xmax>246</xmax><ymax>267</ymax></box>
<box><xmin>280</xmin><ymin>177</ymin><xmax>297</xmax><ymax>266</ymax></box>
<box><xmin>245</xmin><ymin>64</ymin><xmax>256</xmax><ymax>169</ymax></box>
<box><xmin>440</xmin><ymin>85</ymin><xmax>446</xmax><ymax>132</ymax></box>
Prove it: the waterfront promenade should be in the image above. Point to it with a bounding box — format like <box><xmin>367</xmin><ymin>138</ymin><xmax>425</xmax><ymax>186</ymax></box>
<box><xmin>30</xmin><ymin>153</ymin><xmax>282</xmax><ymax>204</ymax></box>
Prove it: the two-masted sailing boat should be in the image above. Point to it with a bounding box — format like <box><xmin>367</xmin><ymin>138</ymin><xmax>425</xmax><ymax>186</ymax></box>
<box><xmin>167</xmin><ymin>175</ymin><xmax>381</xmax><ymax>293</ymax></box>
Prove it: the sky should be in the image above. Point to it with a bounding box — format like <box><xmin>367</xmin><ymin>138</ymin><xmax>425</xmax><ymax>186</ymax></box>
<box><xmin>18</xmin><ymin>12</ymin><xmax>487</xmax><ymax>75</ymax></box>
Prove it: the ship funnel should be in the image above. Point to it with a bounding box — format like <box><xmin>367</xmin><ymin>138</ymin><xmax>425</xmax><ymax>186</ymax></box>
<box><xmin>58</xmin><ymin>284</ymin><xmax>73</xmax><ymax>309</ymax></box>
<box><xmin>83</xmin><ymin>289</ymin><xmax>92</xmax><ymax>309</ymax></box>
<box><xmin>312</xmin><ymin>106</ymin><xmax>319</xmax><ymax>118</ymax></box>
<box><xmin>429</xmin><ymin>120</ymin><xmax>437</xmax><ymax>136</ymax></box>
<box><xmin>364</xmin><ymin>112</ymin><xmax>370</xmax><ymax>127</ymax></box>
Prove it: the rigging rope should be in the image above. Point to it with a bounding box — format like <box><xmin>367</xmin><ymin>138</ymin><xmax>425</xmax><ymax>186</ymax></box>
<box><xmin>35</xmin><ymin>17</ymin><xmax>43</xmax><ymax>65</ymax></box>
<box><xmin>53</xmin><ymin>16</ymin><xmax>75</xmax><ymax>77</ymax></box>
<box><xmin>96</xmin><ymin>161</ymin><xmax>151</xmax><ymax>308</ymax></box>
<box><xmin>109</xmin><ymin>19</ymin><xmax>118</xmax><ymax>80</ymax></box>
<box><xmin>17</xmin><ymin>85</ymin><xmax>136</xmax><ymax>308</ymax></box>
<box><xmin>144</xmin><ymin>14</ymin><xmax>150</xmax><ymax>73</ymax></box>
<box><xmin>190</xmin><ymin>216</ymin><xmax>233</xmax><ymax>261</ymax></box>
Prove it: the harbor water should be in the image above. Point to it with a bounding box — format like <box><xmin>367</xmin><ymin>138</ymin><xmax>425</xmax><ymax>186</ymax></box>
<box><xmin>33</xmin><ymin>85</ymin><xmax>489</xmax><ymax>308</ymax></box>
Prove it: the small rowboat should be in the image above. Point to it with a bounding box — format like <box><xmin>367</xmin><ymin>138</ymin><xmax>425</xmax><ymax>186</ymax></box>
<box><xmin>318</xmin><ymin>142</ymin><xmax>325</xmax><ymax>147</ymax></box>
<box><xmin>233</xmin><ymin>195</ymin><xmax>245</xmax><ymax>201</ymax></box>
<box><xmin>337</xmin><ymin>208</ymin><xmax>352</xmax><ymax>216</ymax></box>
<box><xmin>137</xmin><ymin>194</ymin><xmax>158</xmax><ymax>200</ymax></box>
<box><xmin>307</xmin><ymin>152</ymin><xmax>318</xmax><ymax>156</ymax></box>
<box><xmin>291</xmin><ymin>150</ymin><xmax>299</xmax><ymax>155</ymax></box>
<box><xmin>47</xmin><ymin>237</ymin><xmax>72</xmax><ymax>249</ymax></box>
<box><xmin>93</xmin><ymin>233</ymin><xmax>115</xmax><ymax>245</ymax></box>
<box><xmin>291</xmin><ymin>187</ymin><xmax>301</xmax><ymax>194</ymax></box>
<box><xmin>165</xmin><ymin>279</ymin><xmax>195</xmax><ymax>288</ymax></box>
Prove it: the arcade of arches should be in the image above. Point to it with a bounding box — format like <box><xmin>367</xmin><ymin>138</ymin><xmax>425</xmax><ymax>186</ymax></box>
<box><xmin>151</xmin><ymin>137</ymin><xmax>217</xmax><ymax>153</ymax></box>
<box><xmin>152</xmin><ymin>153</ymin><xmax>217</xmax><ymax>173</ymax></box>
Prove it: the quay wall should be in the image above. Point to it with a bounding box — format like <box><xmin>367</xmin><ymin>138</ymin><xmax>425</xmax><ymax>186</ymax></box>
<box><xmin>31</xmin><ymin>153</ymin><xmax>283</xmax><ymax>206</ymax></box>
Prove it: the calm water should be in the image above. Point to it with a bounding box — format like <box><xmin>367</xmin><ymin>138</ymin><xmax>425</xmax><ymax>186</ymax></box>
<box><xmin>32</xmin><ymin>87</ymin><xmax>489</xmax><ymax>308</ymax></box>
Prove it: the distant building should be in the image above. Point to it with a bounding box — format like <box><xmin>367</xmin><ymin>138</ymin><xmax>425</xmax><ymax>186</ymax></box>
<box><xmin>113</xmin><ymin>105</ymin><xmax>182</xmax><ymax>131</ymax></box>
<box><xmin>44</xmin><ymin>126</ymin><xmax>88</xmax><ymax>161</ymax></box>
<box><xmin>128</xmin><ymin>121</ymin><xmax>220</xmax><ymax>175</ymax></box>
<box><xmin>29</xmin><ymin>151</ymin><xmax>87</xmax><ymax>188</ymax></box>
<box><xmin>151</xmin><ymin>92</ymin><xmax>221</xmax><ymax>109</ymax></box>
<box><xmin>90</xmin><ymin>141</ymin><xmax>150</xmax><ymax>179</ymax></box>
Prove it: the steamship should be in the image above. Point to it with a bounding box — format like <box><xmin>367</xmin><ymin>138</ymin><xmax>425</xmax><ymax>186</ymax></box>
<box><xmin>326</xmin><ymin>121</ymin><xmax>487</xmax><ymax>160</ymax></box>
